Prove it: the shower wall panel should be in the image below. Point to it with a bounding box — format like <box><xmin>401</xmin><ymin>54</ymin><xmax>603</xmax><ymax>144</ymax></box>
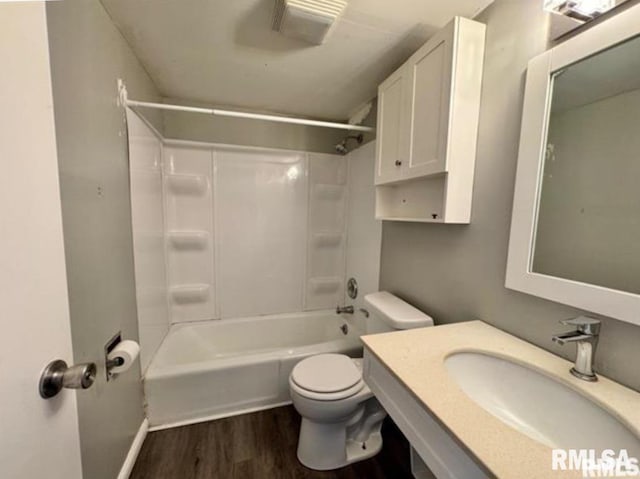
<box><xmin>164</xmin><ymin>146</ymin><xmax>216</xmax><ymax>322</ymax></box>
<box><xmin>127</xmin><ymin>111</ymin><xmax>170</xmax><ymax>371</ymax></box>
<box><xmin>215</xmin><ymin>149</ymin><xmax>308</xmax><ymax>318</ymax></box>
<box><xmin>137</xmin><ymin>141</ymin><xmax>349</xmax><ymax>324</ymax></box>
<box><xmin>305</xmin><ymin>153</ymin><xmax>348</xmax><ymax>310</ymax></box>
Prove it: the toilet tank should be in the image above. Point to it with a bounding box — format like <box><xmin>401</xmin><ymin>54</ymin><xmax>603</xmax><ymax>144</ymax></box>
<box><xmin>363</xmin><ymin>292</ymin><xmax>434</xmax><ymax>334</ymax></box>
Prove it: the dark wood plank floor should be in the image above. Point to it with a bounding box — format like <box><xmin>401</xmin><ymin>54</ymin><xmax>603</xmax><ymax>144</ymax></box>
<box><xmin>131</xmin><ymin>406</ymin><xmax>414</xmax><ymax>479</ymax></box>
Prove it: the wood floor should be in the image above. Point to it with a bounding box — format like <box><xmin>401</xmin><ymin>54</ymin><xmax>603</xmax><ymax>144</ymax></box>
<box><xmin>130</xmin><ymin>406</ymin><xmax>414</xmax><ymax>479</ymax></box>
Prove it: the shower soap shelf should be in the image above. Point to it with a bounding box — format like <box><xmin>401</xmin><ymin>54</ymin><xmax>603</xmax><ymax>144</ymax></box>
<box><xmin>166</xmin><ymin>173</ymin><xmax>208</xmax><ymax>195</ymax></box>
<box><xmin>307</xmin><ymin>277</ymin><xmax>342</xmax><ymax>295</ymax></box>
<box><xmin>167</xmin><ymin>231</ymin><xmax>209</xmax><ymax>250</ymax></box>
<box><xmin>170</xmin><ymin>284</ymin><xmax>210</xmax><ymax>304</ymax></box>
<box><xmin>311</xmin><ymin>232</ymin><xmax>343</xmax><ymax>248</ymax></box>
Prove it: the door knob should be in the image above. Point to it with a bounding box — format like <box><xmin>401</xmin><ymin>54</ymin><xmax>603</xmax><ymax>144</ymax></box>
<box><xmin>39</xmin><ymin>359</ymin><xmax>97</xmax><ymax>399</ymax></box>
<box><xmin>395</xmin><ymin>160</ymin><xmax>402</xmax><ymax>166</ymax></box>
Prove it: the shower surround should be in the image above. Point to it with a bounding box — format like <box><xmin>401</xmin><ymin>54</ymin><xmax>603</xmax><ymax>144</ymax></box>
<box><xmin>127</xmin><ymin>109</ymin><xmax>381</xmax><ymax>427</ymax></box>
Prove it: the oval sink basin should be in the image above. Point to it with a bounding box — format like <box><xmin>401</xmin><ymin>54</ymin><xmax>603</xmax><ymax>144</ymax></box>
<box><xmin>445</xmin><ymin>352</ymin><xmax>640</xmax><ymax>455</ymax></box>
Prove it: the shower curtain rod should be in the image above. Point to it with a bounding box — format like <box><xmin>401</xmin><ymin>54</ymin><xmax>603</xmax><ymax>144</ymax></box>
<box><xmin>118</xmin><ymin>80</ymin><xmax>374</xmax><ymax>133</ymax></box>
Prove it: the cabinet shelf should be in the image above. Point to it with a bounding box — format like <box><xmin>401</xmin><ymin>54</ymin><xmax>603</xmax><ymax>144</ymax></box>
<box><xmin>377</xmin><ymin>217</ymin><xmax>444</xmax><ymax>224</ymax></box>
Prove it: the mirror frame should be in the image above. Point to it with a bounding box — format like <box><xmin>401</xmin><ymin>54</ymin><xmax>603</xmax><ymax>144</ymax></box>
<box><xmin>506</xmin><ymin>3</ymin><xmax>640</xmax><ymax>326</ymax></box>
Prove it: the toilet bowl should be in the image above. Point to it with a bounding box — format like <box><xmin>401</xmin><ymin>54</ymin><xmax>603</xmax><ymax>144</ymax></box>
<box><xmin>289</xmin><ymin>291</ymin><xmax>434</xmax><ymax>471</ymax></box>
<box><xmin>289</xmin><ymin>354</ymin><xmax>386</xmax><ymax>470</ymax></box>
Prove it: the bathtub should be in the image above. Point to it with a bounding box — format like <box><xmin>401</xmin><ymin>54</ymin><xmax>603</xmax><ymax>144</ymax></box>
<box><xmin>144</xmin><ymin>310</ymin><xmax>362</xmax><ymax>428</ymax></box>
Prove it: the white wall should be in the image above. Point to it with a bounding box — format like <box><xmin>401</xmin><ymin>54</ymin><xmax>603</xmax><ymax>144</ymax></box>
<box><xmin>0</xmin><ymin>4</ymin><xmax>82</xmax><ymax>478</ymax></box>
<box><xmin>127</xmin><ymin>110</ymin><xmax>170</xmax><ymax>371</ymax></box>
<box><xmin>345</xmin><ymin>141</ymin><xmax>382</xmax><ymax>331</ymax></box>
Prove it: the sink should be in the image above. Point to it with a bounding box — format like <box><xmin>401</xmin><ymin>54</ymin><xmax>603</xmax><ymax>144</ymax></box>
<box><xmin>445</xmin><ymin>352</ymin><xmax>640</xmax><ymax>454</ymax></box>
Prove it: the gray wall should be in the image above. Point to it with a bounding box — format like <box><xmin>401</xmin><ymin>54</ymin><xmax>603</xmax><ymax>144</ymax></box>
<box><xmin>379</xmin><ymin>0</ymin><xmax>640</xmax><ymax>392</ymax></box>
<box><xmin>46</xmin><ymin>1</ymin><xmax>162</xmax><ymax>478</ymax></box>
<box><xmin>162</xmin><ymin>97</ymin><xmax>346</xmax><ymax>154</ymax></box>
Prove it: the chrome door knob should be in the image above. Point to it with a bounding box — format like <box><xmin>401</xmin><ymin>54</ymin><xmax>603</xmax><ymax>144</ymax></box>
<box><xmin>39</xmin><ymin>359</ymin><xmax>97</xmax><ymax>399</ymax></box>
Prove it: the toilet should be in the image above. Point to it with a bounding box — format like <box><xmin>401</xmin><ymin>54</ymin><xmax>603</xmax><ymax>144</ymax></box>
<box><xmin>289</xmin><ymin>291</ymin><xmax>434</xmax><ymax>470</ymax></box>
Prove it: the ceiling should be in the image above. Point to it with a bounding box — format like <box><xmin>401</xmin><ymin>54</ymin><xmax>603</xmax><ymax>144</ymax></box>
<box><xmin>101</xmin><ymin>0</ymin><xmax>494</xmax><ymax>121</ymax></box>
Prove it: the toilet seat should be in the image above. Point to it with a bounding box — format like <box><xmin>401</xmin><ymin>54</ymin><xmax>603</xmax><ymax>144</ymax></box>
<box><xmin>291</xmin><ymin>354</ymin><xmax>364</xmax><ymax>401</ymax></box>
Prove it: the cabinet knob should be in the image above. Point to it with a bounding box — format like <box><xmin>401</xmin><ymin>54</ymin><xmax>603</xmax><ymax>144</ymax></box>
<box><xmin>395</xmin><ymin>160</ymin><xmax>402</xmax><ymax>166</ymax></box>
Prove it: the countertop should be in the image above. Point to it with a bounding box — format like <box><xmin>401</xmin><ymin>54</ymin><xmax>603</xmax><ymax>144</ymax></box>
<box><xmin>361</xmin><ymin>320</ymin><xmax>640</xmax><ymax>479</ymax></box>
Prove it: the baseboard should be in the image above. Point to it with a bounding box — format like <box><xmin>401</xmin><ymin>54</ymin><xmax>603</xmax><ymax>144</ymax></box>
<box><xmin>117</xmin><ymin>418</ymin><xmax>149</xmax><ymax>479</ymax></box>
<box><xmin>148</xmin><ymin>400</ymin><xmax>292</xmax><ymax>432</ymax></box>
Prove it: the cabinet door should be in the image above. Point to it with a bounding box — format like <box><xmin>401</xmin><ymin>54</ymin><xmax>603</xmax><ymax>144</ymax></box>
<box><xmin>404</xmin><ymin>25</ymin><xmax>454</xmax><ymax>179</ymax></box>
<box><xmin>375</xmin><ymin>66</ymin><xmax>409</xmax><ymax>184</ymax></box>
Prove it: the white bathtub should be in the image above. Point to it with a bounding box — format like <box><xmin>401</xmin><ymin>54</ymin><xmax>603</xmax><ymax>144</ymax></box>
<box><xmin>144</xmin><ymin>310</ymin><xmax>362</xmax><ymax>428</ymax></box>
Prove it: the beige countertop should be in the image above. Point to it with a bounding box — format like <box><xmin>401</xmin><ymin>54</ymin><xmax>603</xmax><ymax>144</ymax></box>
<box><xmin>361</xmin><ymin>320</ymin><xmax>640</xmax><ymax>479</ymax></box>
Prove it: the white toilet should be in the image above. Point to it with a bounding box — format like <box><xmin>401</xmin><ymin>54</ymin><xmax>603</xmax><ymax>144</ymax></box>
<box><xmin>289</xmin><ymin>291</ymin><xmax>434</xmax><ymax>471</ymax></box>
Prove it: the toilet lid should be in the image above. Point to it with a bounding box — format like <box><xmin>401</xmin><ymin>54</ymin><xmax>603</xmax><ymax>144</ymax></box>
<box><xmin>291</xmin><ymin>354</ymin><xmax>362</xmax><ymax>393</ymax></box>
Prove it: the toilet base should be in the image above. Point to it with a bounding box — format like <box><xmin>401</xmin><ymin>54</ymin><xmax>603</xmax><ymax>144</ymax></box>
<box><xmin>346</xmin><ymin>432</ymin><xmax>383</xmax><ymax>464</ymax></box>
<box><xmin>296</xmin><ymin>419</ymin><xmax>384</xmax><ymax>471</ymax></box>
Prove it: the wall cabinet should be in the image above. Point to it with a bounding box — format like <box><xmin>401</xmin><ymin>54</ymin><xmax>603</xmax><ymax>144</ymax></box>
<box><xmin>375</xmin><ymin>17</ymin><xmax>485</xmax><ymax>223</ymax></box>
<box><xmin>376</xmin><ymin>67</ymin><xmax>408</xmax><ymax>184</ymax></box>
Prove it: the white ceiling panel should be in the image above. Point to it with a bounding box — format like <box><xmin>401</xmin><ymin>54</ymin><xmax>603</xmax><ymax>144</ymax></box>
<box><xmin>101</xmin><ymin>0</ymin><xmax>493</xmax><ymax>120</ymax></box>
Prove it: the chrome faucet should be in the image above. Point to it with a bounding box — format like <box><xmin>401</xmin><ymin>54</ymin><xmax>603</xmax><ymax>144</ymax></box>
<box><xmin>552</xmin><ymin>316</ymin><xmax>601</xmax><ymax>382</ymax></box>
<box><xmin>336</xmin><ymin>305</ymin><xmax>354</xmax><ymax>315</ymax></box>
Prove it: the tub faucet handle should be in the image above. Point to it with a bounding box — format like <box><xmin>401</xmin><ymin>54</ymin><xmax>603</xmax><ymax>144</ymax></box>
<box><xmin>336</xmin><ymin>305</ymin><xmax>354</xmax><ymax>315</ymax></box>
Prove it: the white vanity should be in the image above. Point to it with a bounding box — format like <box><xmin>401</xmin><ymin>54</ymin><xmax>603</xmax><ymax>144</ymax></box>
<box><xmin>362</xmin><ymin>321</ymin><xmax>640</xmax><ymax>479</ymax></box>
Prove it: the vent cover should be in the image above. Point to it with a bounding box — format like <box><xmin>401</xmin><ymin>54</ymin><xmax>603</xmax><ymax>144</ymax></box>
<box><xmin>272</xmin><ymin>0</ymin><xmax>348</xmax><ymax>45</ymax></box>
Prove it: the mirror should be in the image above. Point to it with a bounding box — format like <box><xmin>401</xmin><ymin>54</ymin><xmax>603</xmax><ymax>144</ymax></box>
<box><xmin>532</xmin><ymin>34</ymin><xmax>640</xmax><ymax>295</ymax></box>
<box><xmin>506</xmin><ymin>3</ymin><xmax>640</xmax><ymax>326</ymax></box>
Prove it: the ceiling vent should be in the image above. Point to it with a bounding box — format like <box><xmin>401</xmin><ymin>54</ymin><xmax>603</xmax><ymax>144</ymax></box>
<box><xmin>272</xmin><ymin>0</ymin><xmax>348</xmax><ymax>45</ymax></box>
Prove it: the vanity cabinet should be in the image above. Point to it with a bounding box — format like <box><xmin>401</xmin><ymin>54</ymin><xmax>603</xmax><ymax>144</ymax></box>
<box><xmin>375</xmin><ymin>17</ymin><xmax>485</xmax><ymax>223</ymax></box>
<box><xmin>363</xmin><ymin>349</ymin><xmax>489</xmax><ymax>478</ymax></box>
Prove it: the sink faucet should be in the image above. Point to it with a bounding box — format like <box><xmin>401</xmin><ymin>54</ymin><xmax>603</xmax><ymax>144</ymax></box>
<box><xmin>336</xmin><ymin>305</ymin><xmax>354</xmax><ymax>315</ymax></box>
<box><xmin>552</xmin><ymin>316</ymin><xmax>601</xmax><ymax>382</ymax></box>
